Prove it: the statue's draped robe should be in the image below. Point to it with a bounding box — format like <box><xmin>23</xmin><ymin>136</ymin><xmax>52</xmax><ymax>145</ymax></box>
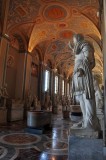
<box><xmin>72</xmin><ymin>41</ymin><xmax>95</xmax><ymax>99</ymax></box>
<box><xmin>71</xmin><ymin>40</ymin><xmax>100</xmax><ymax>130</ymax></box>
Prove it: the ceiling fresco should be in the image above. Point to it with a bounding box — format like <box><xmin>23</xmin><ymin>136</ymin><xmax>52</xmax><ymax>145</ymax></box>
<box><xmin>6</xmin><ymin>0</ymin><xmax>102</xmax><ymax>78</ymax></box>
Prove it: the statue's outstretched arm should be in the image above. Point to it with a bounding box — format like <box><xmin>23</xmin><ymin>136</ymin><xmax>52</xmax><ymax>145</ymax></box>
<box><xmin>68</xmin><ymin>41</ymin><xmax>74</xmax><ymax>52</ymax></box>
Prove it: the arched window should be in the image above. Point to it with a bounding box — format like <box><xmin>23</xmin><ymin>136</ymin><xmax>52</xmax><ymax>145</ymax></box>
<box><xmin>44</xmin><ymin>70</ymin><xmax>50</xmax><ymax>92</ymax></box>
<box><xmin>67</xmin><ymin>83</ymin><xmax>69</xmax><ymax>96</ymax></box>
<box><xmin>62</xmin><ymin>80</ymin><xmax>65</xmax><ymax>95</ymax></box>
<box><xmin>54</xmin><ymin>76</ymin><xmax>58</xmax><ymax>94</ymax></box>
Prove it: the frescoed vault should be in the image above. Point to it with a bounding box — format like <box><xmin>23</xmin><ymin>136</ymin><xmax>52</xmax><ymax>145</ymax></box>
<box><xmin>6</xmin><ymin>0</ymin><xmax>102</xmax><ymax>80</ymax></box>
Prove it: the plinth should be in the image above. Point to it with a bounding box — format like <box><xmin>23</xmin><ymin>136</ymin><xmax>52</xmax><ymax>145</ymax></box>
<box><xmin>69</xmin><ymin>128</ymin><xmax>100</xmax><ymax>138</ymax></box>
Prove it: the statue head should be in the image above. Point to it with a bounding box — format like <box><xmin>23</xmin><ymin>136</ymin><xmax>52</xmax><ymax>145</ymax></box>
<box><xmin>73</xmin><ymin>34</ymin><xmax>84</xmax><ymax>45</ymax></box>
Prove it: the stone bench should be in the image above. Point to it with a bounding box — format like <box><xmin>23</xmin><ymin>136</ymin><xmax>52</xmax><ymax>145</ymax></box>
<box><xmin>27</xmin><ymin>111</ymin><xmax>52</xmax><ymax>128</ymax></box>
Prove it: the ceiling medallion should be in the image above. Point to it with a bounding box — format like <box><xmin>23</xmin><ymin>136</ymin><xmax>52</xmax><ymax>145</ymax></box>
<box><xmin>60</xmin><ymin>30</ymin><xmax>74</xmax><ymax>39</ymax></box>
<box><xmin>43</xmin><ymin>5</ymin><xmax>67</xmax><ymax>21</ymax></box>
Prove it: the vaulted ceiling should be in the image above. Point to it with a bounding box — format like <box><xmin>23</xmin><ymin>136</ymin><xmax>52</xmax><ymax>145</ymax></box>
<box><xmin>6</xmin><ymin>0</ymin><xmax>102</xmax><ymax>79</ymax></box>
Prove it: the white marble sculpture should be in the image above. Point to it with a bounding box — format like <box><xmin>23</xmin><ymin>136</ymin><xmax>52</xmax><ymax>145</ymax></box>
<box><xmin>93</xmin><ymin>76</ymin><xmax>103</xmax><ymax>109</ymax></box>
<box><xmin>0</xmin><ymin>87</ymin><xmax>3</xmax><ymax>97</ymax></box>
<box><xmin>36</xmin><ymin>100</ymin><xmax>41</xmax><ymax>111</ymax></box>
<box><xmin>44</xmin><ymin>92</ymin><xmax>51</xmax><ymax>110</ymax></box>
<box><xmin>34</xmin><ymin>95</ymin><xmax>38</xmax><ymax>109</ymax></box>
<box><xmin>68</xmin><ymin>34</ymin><xmax>100</xmax><ymax>130</ymax></box>
<box><xmin>27</xmin><ymin>91</ymin><xmax>33</xmax><ymax>109</ymax></box>
<box><xmin>3</xmin><ymin>84</ymin><xmax>8</xmax><ymax>98</ymax></box>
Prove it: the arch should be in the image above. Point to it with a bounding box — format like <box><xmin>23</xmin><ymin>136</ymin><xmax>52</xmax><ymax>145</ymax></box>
<box><xmin>8</xmin><ymin>28</ymin><xmax>28</xmax><ymax>52</ymax></box>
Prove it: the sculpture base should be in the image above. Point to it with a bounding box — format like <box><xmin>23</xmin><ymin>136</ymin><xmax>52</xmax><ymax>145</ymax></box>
<box><xmin>69</xmin><ymin>128</ymin><xmax>100</xmax><ymax>138</ymax></box>
<box><xmin>97</xmin><ymin>109</ymin><xmax>104</xmax><ymax>131</ymax></box>
<box><xmin>0</xmin><ymin>108</ymin><xmax>7</xmax><ymax>123</ymax></box>
<box><xmin>68</xmin><ymin>136</ymin><xmax>103</xmax><ymax>160</ymax></box>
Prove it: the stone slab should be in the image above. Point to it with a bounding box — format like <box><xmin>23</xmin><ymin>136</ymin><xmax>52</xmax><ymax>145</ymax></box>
<box><xmin>69</xmin><ymin>128</ymin><xmax>99</xmax><ymax>138</ymax></box>
<box><xmin>68</xmin><ymin>136</ymin><xmax>103</xmax><ymax>160</ymax></box>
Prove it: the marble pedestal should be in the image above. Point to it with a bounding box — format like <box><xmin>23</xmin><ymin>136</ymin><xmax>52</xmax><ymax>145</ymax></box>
<box><xmin>69</xmin><ymin>128</ymin><xmax>99</xmax><ymax>138</ymax></box>
<box><xmin>103</xmin><ymin>147</ymin><xmax>106</xmax><ymax>159</ymax></box>
<box><xmin>27</xmin><ymin>111</ymin><xmax>52</xmax><ymax>128</ymax></box>
<box><xmin>68</xmin><ymin>136</ymin><xmax>103</xmax><ymax>160</ymax></box>
<box><xmin>97</xmin><ymin>109</ymin><xmax>104</xmax><ymax>131</ymax></box>
<box><xmin>0</xmin><ymin>108</ymin><xmax>7</xmax><ymax>123</ymax></box>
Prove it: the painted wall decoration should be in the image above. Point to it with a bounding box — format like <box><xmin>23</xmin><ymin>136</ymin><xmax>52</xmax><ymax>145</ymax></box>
<box><xmin>8</xmin><ymin>0</ymin><xmax>41</xmax><ymax>29</ymax></box>
<box><xmin>10</xmin><ymin>36</ymin><xmax>19</xmax><ymax>50</ymax></box>
<box><xmin>6</xmin><ymin>0</ymin><xmax>102</xmax><ymax>78</ymax></box>
<box><xmin>59</xmin><ymin>30</ymin><xmax>74</xmax><ymax>39</ymax></box>
<box><xmin>7</xmin><ymin>55</ymin><xmax>14</xmax><ymax>68</ymax></box>
<box><xmin>31</xmin><ymin>62</ymin><xmax>38</xmax><ymax>77</ymax></box>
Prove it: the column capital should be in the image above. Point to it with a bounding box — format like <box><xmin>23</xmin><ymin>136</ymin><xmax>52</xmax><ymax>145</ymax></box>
<box><xmin>59</xmin><ymin>74</ymin><xmax>64</xmax><ymax>77</ymax></box>
<box><xmin>52</xmin><ymin>68</ymin><xmax>57</xmax><ymax>73</ymax></box>
<box><xmin>0</xmin><ymin>33</ymin><xmax>10</xmax><ymax>41</ymax></box>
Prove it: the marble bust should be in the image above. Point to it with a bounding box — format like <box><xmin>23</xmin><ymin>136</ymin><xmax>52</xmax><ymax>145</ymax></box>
<box><xmin>69</xmin><ymin>34</ymin><xmax>100</xmax><ymax>131</ymax></box>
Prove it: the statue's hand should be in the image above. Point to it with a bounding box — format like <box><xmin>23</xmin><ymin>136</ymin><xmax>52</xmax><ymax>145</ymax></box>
<box><xmin>68</xmin><ymin>41</ymin><xmax>74</xmax><ymax>50</ymax></box>
<box><xmin>77</xmin><ymin>68</ymin><xmax>84</xmax><ymax>77</ymax></box>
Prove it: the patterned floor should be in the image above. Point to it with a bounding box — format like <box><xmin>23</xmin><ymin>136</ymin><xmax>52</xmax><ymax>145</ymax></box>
<box><xmin>0</xmin><ymin>115</ymin><xmax>72</xmax><ymax>160</ymax></box>
<box><xmin>0</xmin><ymin>115</ymin><xmax>104</xmax><ymax>160</ymax></box>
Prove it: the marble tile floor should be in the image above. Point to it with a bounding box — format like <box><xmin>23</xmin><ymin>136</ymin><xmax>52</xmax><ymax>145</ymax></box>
<box><xmin>0</xmin><ymin>115</ymin><xmax>72</xmax><ymax>160</ymax></box>
<box><xmin>0</xmin><ymin>115</ymin><xmax>104</xmax><ymax>160</ymax></box>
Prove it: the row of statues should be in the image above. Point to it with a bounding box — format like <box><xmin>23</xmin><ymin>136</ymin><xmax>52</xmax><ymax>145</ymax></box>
<box><xmin>26</xmin><ymin>92</ymin><xmax>41</xmax><ymax>111</ymax></box>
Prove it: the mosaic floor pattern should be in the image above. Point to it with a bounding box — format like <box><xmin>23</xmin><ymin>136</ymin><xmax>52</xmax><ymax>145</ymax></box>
<box><xmin>0</xmin><ymin>133</ymin><xmax>41</xmax><ymax>146</ymax></box>
<box><xmin>0</xmin><ymin>115</ymin><xmax>103</xmax><ymax>159</ymax></box>
<box><xmin>0</xmin><ymin>114</ymin><xmax>70</xmax><ymax>160</ymax></box>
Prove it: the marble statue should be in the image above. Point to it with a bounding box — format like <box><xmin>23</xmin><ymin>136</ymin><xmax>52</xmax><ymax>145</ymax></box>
<box><xmin>68</xmin><ymin>34</ymin><xmax>100</xmax><ymax>130</ymax></box>
<box><xmin>93</xmin><ymin>76</ymin><xmax>103</xmax><ymax>109</ymax></box>
<box><xmin>0</xmin><ymin>84</ymin><xmax>8</xmax><ymax>108</ymax></box>
<box><xmin>36</xmin><ymin>100</ymin><xmax>41</xmax><ymax>111</ymax></box>
<box><xmin>27</xmin><ymin>91</ymin><xmax>33</xmax><ymax>109</ymax></box>
<box><xmin>0</xmin><ymin>87</ymin><xmax>3</xmax><ymax>97</ymax></box>
<box><xmin>2</xmin><ymin>84</ymin><xmax>8</xmax><ymax>98</ymax></box>
<box><xmin>44</xmin><ymin>92</ymin><xmax>50</xmax><ymax>110</ymax></box>
<box><xmin>33</xmin><ymin>95</ymin><xmax>38</xmax><ymax>109</ymax></box>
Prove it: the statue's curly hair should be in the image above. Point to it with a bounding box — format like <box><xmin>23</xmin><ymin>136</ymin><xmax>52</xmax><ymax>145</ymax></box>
<box><xmin>73</xmin><ymin>34</ymin><xmax>84</xmax><ymax>42</ymax></box>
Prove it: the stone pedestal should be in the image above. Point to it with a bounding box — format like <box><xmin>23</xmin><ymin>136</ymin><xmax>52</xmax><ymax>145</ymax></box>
<box><xmin>69</xmin><ymin>128</ymin><xmax>99</xmax><ymax>138</ymax></box>
<box><xmin>27</xmin><ymin>111</ymin><xmax>52</xmax><ymax>128</ymax></box>
<box><xmin>0</xmin><ymin>108</ymin><xmax>7</xmax><ymax>123</ymax></box>
<box><xmin>68</xmin><ymin>136</ymin><xmax>103</xmax><ymax>160</ymax></box>
<box><xmin>97</xmin><ymin>109</ymin><xmax>104</xmax><ymax>131</ymax></box>
<box><xmin>103</xmin><ymin>147</ymin><xmax>106</xmax><ymax>159</ymax></box>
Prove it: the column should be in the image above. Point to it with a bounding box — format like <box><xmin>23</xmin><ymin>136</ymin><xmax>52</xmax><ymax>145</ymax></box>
<box><xmin>64</xmin><ymin>78</ymin><xmax>67</xmax><ymax>97</ymax></box>
<box><xmin>38</xmin><ymin>62</ymin><xmax>45</xmax><ymax>105</ymax></box>
<box><xmin>103</xmin><ymin>0</ymin><xmax>106</xmax><ymax>149</ymax></box>
<box><xmin>24</xmin><ymin>53</ymin><xmax>32</xmax><ymax>97</ymax></box>
<box><xmin>15</xmin><ymin>52</ymin><xmax>27</xmax><ymax>99</ymax></box>
<box><xmin>0</xmin><ymin>0</ymin><xmax>10</xmax><ymax>87</ymax></box>
<box><xmin>59</xmin><ymin>74</ymin><xmax>63</xmax><ymax>97</ymax></box>
<box><xmin>50</xmin><ymin>69</ymin><xmax>54</xmax><ymax>100</ymax></box>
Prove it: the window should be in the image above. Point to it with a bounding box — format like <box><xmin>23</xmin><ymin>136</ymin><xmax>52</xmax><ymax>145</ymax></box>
<box><xmin>54</xmin><ymin>76</ymin><xmax>58</xmax><ymax>94</ymax></box>
<box><xmin>44</xmin><ymin>70</ymin><xmax>50</xmax><ymax>92</ymax></box>
<box><xmin>67</xmin><ymin>83</ymin><xmax>69</xmax><ymax>96</ymax></box>
<box><xmin>62</xmin><ymin>80</ymin><xmax>65</xmax><ymax>95</ymax></box>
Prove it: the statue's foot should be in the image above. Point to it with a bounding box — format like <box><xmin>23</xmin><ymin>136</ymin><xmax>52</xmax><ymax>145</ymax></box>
<box><xmin>71</xmin><ymin>120</ymin><xmax>83</xmax><ymax>127</ymax></box>
<box><xmin>71</xmin><ymin>121</ymin><xmax>86</xmax><ymax>129</ymax></box>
